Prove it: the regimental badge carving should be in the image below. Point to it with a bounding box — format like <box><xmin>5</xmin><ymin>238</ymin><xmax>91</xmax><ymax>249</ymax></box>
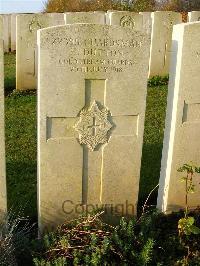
<box><xmin>74</xmin><ymin>100</ymin><xmax>113</xmax><ymax>151</ymax></box>
<box><xmin>29</xmin><ymin>18</ymin><xmax>42</xmax><ymax>33</ymax></box>
<box><xmin>120</xmin><ymin>16</ymin><xmax>135</xmax><ymax>29</ymax></box>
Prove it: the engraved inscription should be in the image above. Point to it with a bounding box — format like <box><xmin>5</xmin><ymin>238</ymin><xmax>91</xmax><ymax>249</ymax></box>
<box><xmin>43</xmin><ymin>28</ymin><xmax>146</xmax><ymax>74</ymax></box>
<box><xmin>59</xmin><ymin>58</ymin><xmax>133</xmax><ymax>73</ymax></box>
<box><xmin>120</xmin><ymin>16</ymin><xmax>135</xmax><ymax>29</ymax></box>
<box><xmin>54</xmin><ymin>45</ymin><xmax>136</xmax><ymax>72</ymax></box>
<box><xmin>74</xmin><ymin>100</ymin><xmax>113</xmax><ymax>151</ymax></box>
<box><xmin>49</xmin><ymin>37</ymin><xmax>142</xmax><ymax>48</ymax></box>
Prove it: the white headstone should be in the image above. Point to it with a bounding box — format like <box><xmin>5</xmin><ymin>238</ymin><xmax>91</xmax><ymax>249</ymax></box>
<box><xmin>2</xmin><ymin>14</ymin><xmax>10</xmax><ymax>53</ymax></box>
<box><xmin>149</xmin><ymin>11</ymin><xmax>182</xmax><ymax>77</ymax></box>
<box><xmin>188</xmin><ymin>11</ymin><xmax>200</xmax><ymax>22</ymax></box>
<box><xmin>8</xmin><ymin>14</ymin><xmax>11</xmax><ymax>50</ymax></box>
<box><xmin>139</xmin><ymin>12</ymin><xmax>152</xmax><ymax>36</ymax></box>
<box><xmin>11</xmin><ymin>13</ymin><xmax>17</xmax><ymax>52</ymax></box>
<box><xmin>65</xmin><ymin>12</ymin><xmax>105</xmax><ymax>24</ymax></box>
<box><xmin>0</xmin><ymin>16</ymin><xmax>7</xmax><ymax>218</ymax></box>
<box><xmin>16</xmin><ymin>13</ymin><xmax>65</xmax><ymax>91</ymax></box>
<box><xmin>106</xmin><ymin>11</ymin><xmax>143</xmax><ymax>31</ymax></box>
<box><xmin>157</xmin><ymin>22</ymin><xmax>200</xmax><ymax>213</ymax></box>
<box><xmin>38</xmin><ymin>24</ymin><xmax>150</xmax><ymax>231</ymax></box>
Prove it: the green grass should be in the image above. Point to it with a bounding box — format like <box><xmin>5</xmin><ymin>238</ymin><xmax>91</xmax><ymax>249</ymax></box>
<box><xmin>4</xmin><ymin>52</ymin><xmax>16</xmax><ymax>93</ymax></box>
<box><xmin>139</xmin><ymin>86</ymin><xmax>168</xmax><ymax>207</ymax></box>
<box><xmin>5</xmin><ymin>91</ymin><xmax>37</xmax><ymax>218</ymax></box>
<box><xmin>4</xmin><ymin>53</ymin><xmax>168</xmax><ymax>219</ymax></box>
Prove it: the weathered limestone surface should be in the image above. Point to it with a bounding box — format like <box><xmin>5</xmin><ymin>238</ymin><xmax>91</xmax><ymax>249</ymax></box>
<box><xmin>2</xmin><ymin>14</ymin><xmax>11</xmax><ymax>52</ymax></box>
<box><xmin>157</xmin><ymin>22</ymin><xmax>200</xmax><ymax>213</ymax></box>
<box><xmin>0</xmin><ymin>17</ymin><xmax>7</xmax><ymax>218</ymax></box>
<box><xmin>188</xmin><ymin>11</ymin><xmax>200</xmax><ymax>22</ymax></box>
<box><xmin>65</xmin><ymin>12</ymin><xmax>105</xmax><ymax>24</ymax></box>
<box><xmin>149</xmin><ymin>11</ymin><xmax>182</xmax><ymax>77</ymax></box>
<box><xmin>11</xmin><ymin>13</ymin><xmax>17</xmax><ymax>51</ymax></box>
<box><xmin>16</xmin><ymin>13</ymin><xmax>65</xmax><ymax>91</ymax></box>
<box><xmin>106</xmin><ymin>11</ymin><xmax>143</xmax><ymax>31</ymax></box>
<box><xmin>38</xmin><ymin>24</ymin><xmax>150</xmax><ymax>231</ymax></box>
<box><xmin>139</xmin><ymin>12</ymin><xmax>152</xmax><ymax>35</ymax></box>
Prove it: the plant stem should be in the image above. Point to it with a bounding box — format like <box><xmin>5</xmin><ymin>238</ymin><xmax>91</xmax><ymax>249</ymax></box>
<box><xmin>185</xmin><ymin>172</ymin><xmax>188</xmax><ymax>218</ymax></box>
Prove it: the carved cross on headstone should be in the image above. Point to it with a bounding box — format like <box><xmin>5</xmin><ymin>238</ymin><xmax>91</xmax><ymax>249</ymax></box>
<box><xmin>47</xmin><ymin>79</ymin><xmax>138</xmax><ymax>204</ymax></box>
<box><xmin>90</xmin><ymin>117</ymin><xmax>99</xmax><ymax>136</ymax></box>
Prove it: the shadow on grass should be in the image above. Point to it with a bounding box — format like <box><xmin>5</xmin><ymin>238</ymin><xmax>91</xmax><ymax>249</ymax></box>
<box><xmin>138</xmin><ymin>142</ymin><xmax>163</xmax><ymax>213</ymax></box>
<box><xmin>6</xmin><ymin>160</ymin><xmax>37</xmax><ymax>221</ymax></box>
<box><xmin>5</xmin><ymin>91</ymin><xmax>37</xmax><ymax>220</ymax></box>
<box><xmin>4</xmin><ymin>52</ymin><xmax>16</xmax><ymax>95</ymax></box>
<box><xmin>5</xmin><ymin>76</ymin><xmax>16</xmax><ymax>95</ymax></box>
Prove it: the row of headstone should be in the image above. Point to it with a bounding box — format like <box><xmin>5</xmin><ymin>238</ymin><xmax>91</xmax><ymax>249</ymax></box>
<box><xmin>15</xmin><ymin>11</ymin><xmax>180</xmax><ymax>91</ymax></box>
<box><xmin>0</xmin><ymin>14</ymin><xmax>200</xmax><ymax>231</ymax></box>
<box><xmin>0</xmin><ymin>16</ymin><xmax>7</xmax><ymax>219</ymax></box>
<box><xmin>37</xmin><ymin>21</ymin><xmax>200</xmax><ymax>230</ymax></box>
<box><xmin>1</xmin><ymin>10</ymin><xmax>200</xmax><ymax>53</ymax></box>
<box><xmin>3</xmin><ymin>11</ymin><xmax>200</xmax><ymax>91</ymax></box>
<box><xmin>38</xmin><ymin>23</ymin><xmax>200</xmax><ymax>229</ymax></box>
<box><xmin>1</xmin><ymin>13</ymin><xmax>35</xmax><ymax>52</ymax></box>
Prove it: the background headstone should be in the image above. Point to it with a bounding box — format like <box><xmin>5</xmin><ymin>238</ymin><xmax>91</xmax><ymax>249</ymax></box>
<box><xmin>38</xmin><ymin>24</ymin><xmax>150</xmax><ymax>231</ymax></box>
<box><xmin>157</xmin><ymin>22</ymin><xmax>200</xmax><ymax>213</ymax></box>
<box><xmin>2</xmin><ymin>14</ymin><xmax>11</xmax><ymax>53</ymax></box>
<box><xmin>11</xmin><ymin>13</ymin><xmax>17</xmax><ymax>52</ymax></box>
<box><xmin>188</xmin><ymin>11</ymin><xmax>200</xmax><ymax>22</ymax></box>
<box><xmin>16</xmin><ymin>13</ymin><xmax>65</xmax><ymax>91</ymax></box>
<box><xmin>139</xmin><ymin>12</ymin><xmax>152</xmax><ymax>36</ymax></box>
<box><xmin>8</xmin><ymin>14</ymin><xmax>11</xmax><ymax>50</ymax></box>
<box><xmin>0</xmin><ymin>16</ymin><xmax>7</xmax><ymax>218</ymax></box>
<box><xmin>149</xmin><ymin>11</ymin><xmax>182</xmax><ymax>77</ymax></box>
<box><xmin>65</xmin><ymin>12</ymin><xmax>105</xmax><ymax>24</ymax></box>
<box><xmin>106</xmin><ymin>11</ymin><xmax>143</xmax><ymax>31</ymax></box>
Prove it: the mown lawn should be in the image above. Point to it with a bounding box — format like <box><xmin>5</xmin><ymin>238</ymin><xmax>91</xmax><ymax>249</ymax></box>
<box><xmin>4</xmin><ymin>52</ymin><xmax>16</xmax><ymax>93</ymax></box>
<box><xmin>4</xmin><ymin>52</ymin><xmax>168</xmax><ymax>219</ymax></box>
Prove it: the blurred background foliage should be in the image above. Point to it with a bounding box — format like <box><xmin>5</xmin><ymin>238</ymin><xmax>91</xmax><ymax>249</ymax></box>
<box><xmin>44</xmin><ymin>0</ymin><xmax>200</xmax><ymax>13</ymax></box>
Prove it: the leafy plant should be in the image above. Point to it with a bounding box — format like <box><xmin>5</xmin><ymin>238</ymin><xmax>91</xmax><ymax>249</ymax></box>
<box><xmin>177</xmin><ymin>163</ymin><xmax>200</xmax><ymax>265</ymax></box>
<box><xmin>33</xmin><ymin>212</ymin><xmax>154</xmax><ymax>265</ymax></box>
<box><xmin>177</xmin><ymin>163</ymin><xmax>200</xmax><ymax>237</ymax></box>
